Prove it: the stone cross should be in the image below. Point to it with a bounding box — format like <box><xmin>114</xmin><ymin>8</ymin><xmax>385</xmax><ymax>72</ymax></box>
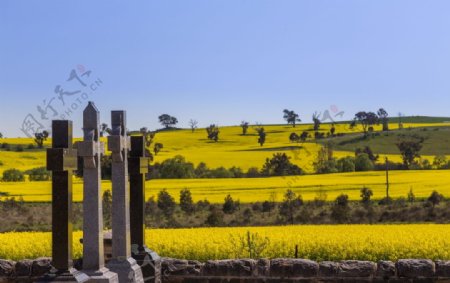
<box><xmin>76</xmin><ymin>102</ymin><xmax>118</xmax><ymax>282</ymax></box>
<box><xmin>41</xmin><ymin>120</ymin><xmax>89</xmax><ymax>282</ymax></box>
<box><xmin>106</xmin><ymin>111</ymin><xmax>144</xmax><ymax>283</ymax></box>
<box><xmin>129</xmin><ymin>136</ymin><xmax>161</xmax><ymax>283</ymax></box>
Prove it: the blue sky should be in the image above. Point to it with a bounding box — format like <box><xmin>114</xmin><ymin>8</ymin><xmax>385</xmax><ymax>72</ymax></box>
<box><xmin>1</xmin><ymin>0</ymin><xmax>450</xmax><ymax>137</ymax></box>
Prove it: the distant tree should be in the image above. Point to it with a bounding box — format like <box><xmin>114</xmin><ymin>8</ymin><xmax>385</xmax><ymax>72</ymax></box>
<box><xmin>154</xmin><ymin>143</ymin><xmax>163</xmax><ymax>156</ymax></box>
<box><xmin>289</xmin><ymin>133</ymin><xmax>299</xmax><ymax>143</ymax></box>
<box><xmin>223</xmin><ymin>194</ymin><xmax>240</xmax><ymax>214</ymax></box>
<box><xmin>314</xmin><ymin>142</ymin><xmax>337</xmax><ymax>174</ymax></box>
<box><xmin>180</xmin><ymin>188</ymin><xmax>195</xmax><ymax>215</ymax></box>
<box><xmin>159</xmin><ymin>155</ymin><xmax>195</xmax><ymax>178</ymax></box>
<box><xmin>261</xmin><ymin>153</ymin><xmax>303</xmax><ymax>176</ymax></box>
<box><xmin>279</xmin><ymin>189</ymin><xmax>303</xmax><ymax>224</ymax></box>
<box><xmin>396</xmin><ymin>136</ymin><xmax>425</xmax><ymax>169</ymax></box>
<box><xmin>240</xmin><ymin>121</ymin><xmax>249</xmax><ymax>135</ymax></box>
<box><xmin>205</xmin><ymin>206</ymin><xmax>224</xmax><ymax>226</ymax></box>
<box><xmin>194</xmin><ymin>162</ymin><xmax>210</xmax><ymax>178</ymax></box>
<box><xmin>255</xmin><ymin>126</ymin><xmax>266</xmax><ymax>146</ymax></box>
<box><xmin>0</xmin><ymin>132</ymin><xmax>3</xmax><ymax>138</ymax></box>
<box><xmin>355</xmin><ymin>146</ymin><xmax>379</xmax><ymax>162</ymax></box>
<box><xmin>189</xmin><ymin>119</ymin><xmax>198</xmax><ymax>133</ymax></box>
<box><xmin>312</xmin><ymin>112</ymin><xmax>321</xmax><ymax>131</ymax></box>
<box><xmin>246</xmin><ymin>167</ymin><xmax>261</xmax><ymax>178</ymax></box>
<box><xmin>300</xmin><ymin>131</ymin><xmax>309</xmax><ymax>142</ymax></box>
<box><xmin>428</xmin><ymin>191</ymin><xmax>444</xmax><ymax>208</ymax></box>
<box><xmin>336</xmin><ymin>156</ymin><xmax>355</xmax><ymax>172</ymax></box>
<box><xmin>283</xmin><ymin>109</ymin><xmax>301</xmax><ymax>128</ymax></box>
<box><xmin>433</xmin><ymin>155</ymin><xmax>448</xmax><ymax>169</ymax></box>
<box><xmin>206</xmin><ymin>124</ymin><xmax>220</xmax><ymax>142</ymax></box>
<box><xmin>34</xmin><ymin>130</ymin><xmax>49</xmax><ymax>148</ymax></box>
<box><xmin>158</xmin><ymin>114</ymin><xmax>178</xmax><ymax>128</ymax></box>
<box><xmin>330</xmin><ymin>124</ymin><xmax>336</xmax><ymax>136</ymax></box>
<box><xmin>407</xmin><ymin>188</ymin><xmax>416</xmax><ymax>203</ymax></box>
<box><xmin>157</xmin><ymin>189</ymin><xmax>176</xmax><ymax>217</ymax></box>
<box><xmin>26</xmin><ymin>167</ymin><xmax>51</xmax><ymax>181</ymax></box>
<box><xmin>377</xmin><ymin>108</ymin><xmax>389</xmax><ymax>131</ymax></box>
<box><xmin>360</xmin><ymin>187</ymin><xmax>373</xmax><ymax>204</ymax></box>
<box><xmin>2</xmin><ymin>169</ymin><xmax>24</xmax><ymax>182</ymax></box>
<box><xmin>100</xmin><ymin>123</ymin><xmax>110</xmax><ymax>137</ymax></box>
<box><xmin>331</xmin><ymin>194</ymin><xmax>350</xmax><ymax>223</ymax></box>
<box><xmin>354</xmin><ymin>153</ymin><xmax>374</xmax><ymax>172</ymax></box>
<box><xmin>352</xmin><ymin>111</ymin><xmax>379</xmax><ymax>135</ymax></box>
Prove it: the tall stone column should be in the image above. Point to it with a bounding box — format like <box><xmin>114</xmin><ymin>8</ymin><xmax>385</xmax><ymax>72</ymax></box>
<box><xmin>37</xmin><ymin>120</ymin><xmax>89</xmax><ymax>283</ymax></box>
<box><xmin>129</xmin><ymin>136</ymin><xmax>161</xmax><ymax>283</ymax></box>
<box><xmin>77</xmin><ymin>102</ymin><xmax>118</xmax><ymax>283</ymax></box>
<box><xmin>106</xmin><ymin>111</ymin><xmax>143</xmax><ymax>283</ymax></box>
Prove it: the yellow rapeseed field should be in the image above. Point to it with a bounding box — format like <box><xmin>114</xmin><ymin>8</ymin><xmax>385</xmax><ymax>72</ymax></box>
<box><xmin>1</xmin><ymin>225</ymin><xmax>449</xmax><ymax>261</ymax></box>
<box><xmin>1</xmin><ymin>170</ymin><xmax>449</xmax><ymax>203</ymax></box>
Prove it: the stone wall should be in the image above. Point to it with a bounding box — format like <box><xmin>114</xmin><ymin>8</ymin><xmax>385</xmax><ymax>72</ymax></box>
<box><xmin>2</xmin><ymin>258</ymin><xmax>450</xmax><ymax>282</ymax></box>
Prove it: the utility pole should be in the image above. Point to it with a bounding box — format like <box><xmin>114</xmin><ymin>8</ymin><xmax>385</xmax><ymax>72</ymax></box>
<box><xmin>385</xmin><ymin>157</ymin><xmax>390</xmax><ymax>200</ymax></box>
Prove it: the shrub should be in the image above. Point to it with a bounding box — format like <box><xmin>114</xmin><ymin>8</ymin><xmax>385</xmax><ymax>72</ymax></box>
<box><xmin>157</xmin><ymin>189</ymin><xmax>176</xmax><ymax>217</ymax></box>
<box><xmin>205</xmin><ymin>207</ymin><xmax>224</xmax><ymax>226</ymax></box>
<box><xmin>223</xmin><ymin>194</ymin><xmax>240</xmax><ymax>214</ymax></box>
<box><xmin>26</xmin><ymin>167</ymin><xmax>51</xmax><ymax>181</ymax></box>
<box><xmin>427</xmin><ymin>191</ymin><xmax>444</xmax><ymax>208</ymax></box>
<box><xmin>15</xmin><ymin>145</ymin><xmax>24</xmax><ymax>152</ymax></box>
<box><xmin>180</xmin><ymin>188</ymin><xmax>195</xmax><ymax>214</ymax></box>
<box><xmin>355</xmin><ymin>153</ymin><xmax>374</xmax><ymax>171</ymax></box>
<box><xmin>246</xmin><ymin>167</ymin><xmax>261</xmax><ymax>178</ymax></box>
<box><xmin>261</xmin><ymin>153</ymin><xmax>303</xmax><ymax>176</ymax></box>
<box><xmin>2</xmin><ymin>169</ymin><xmax>25</xmax><ymax>182</ymax></box>
<box><xmin>159</xmin><ymin>155</ymin><xmax>195</xmax><ymax>179</ymax></box>
<box><xmin>210</xmin><ymin>167</ymin><xmax>234</xmax><ymax>178</ymax></box>
<box><xmin>337</xmin><ymin>157</ymin><xmax>355</xmax><ymax>172</ymax></box>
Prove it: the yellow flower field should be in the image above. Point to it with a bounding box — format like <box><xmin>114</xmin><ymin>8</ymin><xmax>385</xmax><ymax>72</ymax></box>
<box><xmin>1</xmin><ymin>170</ymin><xmax>449</xmax><ymax>203</ymax></box>
<box><xmin>1</xmin><ymin>225</ymin><xmax>449</xmax><ymax>261</ymax></box>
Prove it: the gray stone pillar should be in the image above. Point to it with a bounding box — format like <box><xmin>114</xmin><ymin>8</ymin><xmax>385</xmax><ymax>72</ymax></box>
<box><xmin>77</xmin><ymin>102</ymin><xmax>119</xmax><ymax>283</ymax></box>
<box><xmin>36</xmin><ymin>120</ymin><xmax>89</xmax><ymax>283</ymax></box>
<box><xmin>129</xmin><ymin>136</ymin><xmax>161</xmax><ymax>283</ymax></box>
<box><xmin>106</xmin><ymin>111</ymin><xmax>143</xmax><ymax>283</ymax></box>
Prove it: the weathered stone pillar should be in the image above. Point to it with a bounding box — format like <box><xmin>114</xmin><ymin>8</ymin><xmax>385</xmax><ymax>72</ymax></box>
<box><xmin>129</xmin><ymin>136</ymin><xmax>161</xmax><ymax>283</ymax></box>
<box><xmin>106</xmin><ymin>111</ymin><xmax>143</xmax><ymax>283</ymax></box>
<box><xmin>77</xmin><ymin>102</ymin><xmax>119</xmax><ymax>283</ymax></box>
<box><xmin>37</xmin><ymin>120</ymin><xmax>89</xmax><ymax>282</ymax></box>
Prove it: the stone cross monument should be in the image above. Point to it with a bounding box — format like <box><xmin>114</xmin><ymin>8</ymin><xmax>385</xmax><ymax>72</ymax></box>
<box><xmin>39</xmin><ymin>120</ymin><xmax>89</xmax><ymax>282</ymax></box>
<box><xmin>129</xmin><ymin>136</ymin><xmax>161</xmax><ymax>283</ymax></box>
<box><xmin>106</xmin><ymin>111</ymin><xmax>144</xmax><ymax>283</ymax></box>
<box><xmin>77</xmin><ymin>102</ymin><xmax>119</xmax><ymax>283</ymax></box>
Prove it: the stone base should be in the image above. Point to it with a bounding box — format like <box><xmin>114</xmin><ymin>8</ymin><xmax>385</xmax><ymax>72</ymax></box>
<box><xmin>106</xmin><ymin>258</ymin><xmax>143</xmax><ymax>283</ymax></box>
<box><xmin>34</xmin><ymin>268</ymin><xmax>90</xmax><ymax>282</ymax></box>
<box><xmin>131</xmin><ymin>247</ymin><xmax>161</xmax><ymax>283</ymax></box>
<box><xmin>83</xmin><ymin>267</ymin><xmax>119</xmax><ymax>283</ymax></box>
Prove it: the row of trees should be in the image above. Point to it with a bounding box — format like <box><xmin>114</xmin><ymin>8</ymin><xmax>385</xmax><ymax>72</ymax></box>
<box><xmin>143</xmin><ymin>187</ymin><xmax>447</xmax><ymax>226</ymax></box>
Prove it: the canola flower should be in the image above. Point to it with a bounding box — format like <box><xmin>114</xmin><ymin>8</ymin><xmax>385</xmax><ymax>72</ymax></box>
<box><xmin>1</xmin><ymin>225</ymin><xmax>449</xmax><ymax>261</ymax></box>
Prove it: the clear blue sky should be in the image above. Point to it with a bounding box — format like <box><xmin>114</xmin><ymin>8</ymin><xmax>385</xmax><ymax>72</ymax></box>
<box><xmin>1</xmin><ymin>0</ymin><xmax>450</xmax><ymax>137</ymax></box>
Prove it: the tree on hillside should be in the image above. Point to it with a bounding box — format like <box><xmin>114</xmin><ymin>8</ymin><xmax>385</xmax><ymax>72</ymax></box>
<box><xmin>154</xmin><ymin>143</ymin><xmax>163</xmax><ymax>156</ymax></box>
<box><xmin>180</xmin><ymin>188</ymin><xmax>195</xmax><ymax>214</ymax></box>
<box><xmin>352</xmin><ymin>111</ymin><xmax>379</xmax><ymax>135</ymax></box>
<box><xmin>279</xmin><ymin>189</ymin><xmax>303</xmax><ymax>224</ymax></box>
<box><xmin>261</xmin><ymin>153</ymin><xmax>303</xmax><ymax>176</ymax></box>
<box><xmin>240</xmin><ymin>121</ymin><xmax>249</xmax><ymax>135</ymax></box>
<box><xmin>377</xmin><ymin>108</ymin><xmax>389</xmax><ymax>131</ymax></box>
<box><xmin>206</xmin><ymin>124</ymin><xmax>220</xmax><ymax>142</ymax></box>
<box><xmin>312</xmin><ymin>112</ymin><xmax>321</xmax><ymax>131</ymax></box>
<box><xmin>255</xmin><ymin>126</ymin><xmax>266</xmax><ymax>146</ymax></box>
<box><xmin>283</xmin><ymin>109</ymin><xmax>301</xmax><ymax>128</ymax></box>
<box><xmin>300</xmin><ymin>131</ymin><xmax>309</xmax><ymax>142</ymax></box>
<box><xmin>189</xmin><ymin>119</ymin><xmax>198</xmax><ymax>133</ymax></box>
<box><xmin>34</xmin><ymin>130</ymin><xmax>49</xmax><ymax>148</ymax></box>
<box><xmin>289</xmin><ymin>133</ymin><xmax>299</xmax><ymax>143</ymax></box>
<box><xmin>355</xmin><ymin>146</ymin><xmax>379</xmax><ymax>162</ymax></box>
<box><xmin>396</xmin><ymin>136</ymin><xmax>425</xmax><ymax>169</ymax></box>
<box><xmin>158</xmin><ymin>114</ymin><xmax>178</xmax><ymax>128</ymax></box>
